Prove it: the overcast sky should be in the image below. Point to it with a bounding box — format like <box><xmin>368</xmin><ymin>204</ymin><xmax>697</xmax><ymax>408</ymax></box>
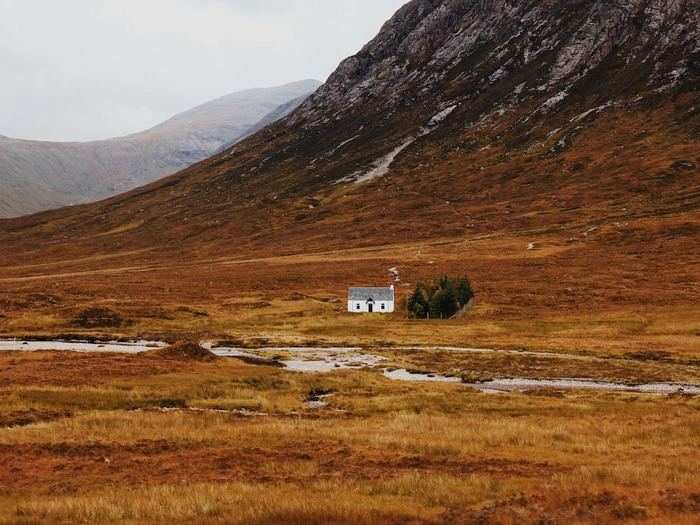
<box><xmin>0</xmin><ymin>0</ymin><xmax>407</xmax><ymax>142</ymax></box>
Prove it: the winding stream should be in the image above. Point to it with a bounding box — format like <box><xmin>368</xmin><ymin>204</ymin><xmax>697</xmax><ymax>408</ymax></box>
<box><xmin>383</xmin><ymin>369</ymin><xmax>700</xmax><ymax>394</ymax></box>
<box><xmin>1</xmin><ymin>339</ymin><xmax>698</xmax><ymax>395</ymax></box>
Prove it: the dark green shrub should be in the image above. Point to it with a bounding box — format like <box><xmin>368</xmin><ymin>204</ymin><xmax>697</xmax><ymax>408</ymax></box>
<box><xmin>407</xmin><ymin>284</ymin><xmax>430</xmax><ymax>319</ymax></box>
<box><xmin>408</xmin><ymin>276</ymin><xmax>474</xmax><ymax>319</ymax></box>
<box><xmin>457</xmin><ymin>278</ymin><xmax>474</xmax><ymax>306</ymax></box>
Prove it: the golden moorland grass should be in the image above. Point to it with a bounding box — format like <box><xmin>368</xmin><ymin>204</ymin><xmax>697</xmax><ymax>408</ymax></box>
<box><xmin>0</xmin><ymin>219</ymin><xmax>699</xmax><ymax>361</ymax></box>
<box><xmin>0</xmin><ymin>351</ymin><xmax>699</xmax><ymax>524</ymax></box>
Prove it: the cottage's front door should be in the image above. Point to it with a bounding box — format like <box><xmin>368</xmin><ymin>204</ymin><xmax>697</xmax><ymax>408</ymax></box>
<box><xmin>368</xmin><ymin>303</ymin><xmax>374</xmax><ymax>313</ymax></box>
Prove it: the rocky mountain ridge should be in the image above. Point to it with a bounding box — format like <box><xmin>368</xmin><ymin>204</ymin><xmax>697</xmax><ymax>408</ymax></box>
<box><xmin>275</xmin><ymin>0</ymin><xmax>699</xmax><ymax>186</ymax></box>
<box><xmin>298</xmin><ymin>0</ymin><xmax>698</xmax><ymax>120</ymax></box>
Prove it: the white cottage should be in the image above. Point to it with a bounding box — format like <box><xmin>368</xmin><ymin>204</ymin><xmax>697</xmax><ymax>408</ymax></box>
<box><xmin>348</xmin><ymin>286</ymin><xmax>395</xmax><ymax>314</ymax></box>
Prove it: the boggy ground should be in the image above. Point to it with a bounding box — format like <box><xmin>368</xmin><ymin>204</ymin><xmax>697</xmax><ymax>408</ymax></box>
<box><xmin>0</xmin><ymin>350</ymin><xmax>699</xmax><ymax>524</ymax></box>
<box><xmin>0</xmin><ymin>212</ymin><xmax>698</xmax><ymax>360</ymax></box>
<box><xmin>0</xmin><ymin>95</ymin><xmax>699</xmax><ymax>358</ymax></box>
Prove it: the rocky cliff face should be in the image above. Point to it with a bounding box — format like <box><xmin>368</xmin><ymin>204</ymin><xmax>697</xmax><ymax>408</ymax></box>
<box><xmin>293</xmin><ymin>0</ymin><xmax>698</xmax><ymax>128</ymax></box>
<box><xmin>194</xmin><ymin>0</ymin><xmax>699</xmax><ymax>203</ymax></box>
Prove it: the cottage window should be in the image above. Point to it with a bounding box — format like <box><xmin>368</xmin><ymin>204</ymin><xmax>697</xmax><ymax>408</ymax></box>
<box><xmin>356</xmin><ymin>303</ymin><xmax>360</xmax><ymax>310</ymax></box>
<box><xmin>381</xmin><ymin>303</ymin><xmax>385</xmax><ymax>310</ymax></box>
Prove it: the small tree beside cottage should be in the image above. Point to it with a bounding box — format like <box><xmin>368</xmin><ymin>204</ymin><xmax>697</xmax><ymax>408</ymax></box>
<box><xmin>408</xmin><ymin>276</ymin><xmax>474</xmax><ymax>319</ymax></box>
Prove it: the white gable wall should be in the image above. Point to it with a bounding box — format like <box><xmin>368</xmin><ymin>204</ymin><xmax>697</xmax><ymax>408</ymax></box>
<box><xmin>348</xmin><ymin>286</ymin><xmax>395</xmax><ymax>314</ymax></box>
<box><xmin>347</xmin><ymin>300</ymin><xmax>394</xmax><ymax>313</ymax></box>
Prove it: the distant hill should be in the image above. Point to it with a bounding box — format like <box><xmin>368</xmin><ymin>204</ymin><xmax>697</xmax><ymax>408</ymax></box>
<box><xmin>0</xmin><ymin>79</ymin><xmax>321</xmax><ymax>217</ymax></box>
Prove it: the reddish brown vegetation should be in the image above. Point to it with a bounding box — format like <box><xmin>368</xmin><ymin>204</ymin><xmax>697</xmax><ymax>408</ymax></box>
<box><xmin>0</xmin><ymin>352</ymin><xmax>197</xmax><ymax>387</ymax></box>
<box><xmin>145</xmin><ymin>342</ymin><xmax>217</xmax><ymax>362</ymax></box>
<box><xmin>0</xmin><ymin>439</ymin><xmax>562</xmax><ymax>496</ymax></box>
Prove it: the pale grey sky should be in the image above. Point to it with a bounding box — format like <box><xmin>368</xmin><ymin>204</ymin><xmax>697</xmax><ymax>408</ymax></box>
<box><xmin>0</xmin><ymin>0</ymin><xmax>407</xmax><ymax>142</ymax></box>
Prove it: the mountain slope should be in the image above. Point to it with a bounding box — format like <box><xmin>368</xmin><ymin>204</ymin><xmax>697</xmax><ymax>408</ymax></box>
<box><xmin>0</xmin><ymin>79</ymin><xmax>321</xmax><ymax>218</ymax></box>
<box><xmin>1</xmin><ymin>0</ymin><xmax>699</xmax><ymax>262</ymax></box>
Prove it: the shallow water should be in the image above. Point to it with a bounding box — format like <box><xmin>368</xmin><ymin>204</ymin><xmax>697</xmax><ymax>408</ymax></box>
<box><xmin>281</xmin><ymin>355</ymin><xmax>384</xmax><ymax>373</ymax></box>
<box><xmin>2</xmin><ymin>339</ymin><xmax>698</xmax><ymax>395</ymax></box>
<box><xmin>0</xmin><ymin>339</ymin><xmax>165</xmax><ymax>354</ymax></box>
<box><xmin>396</xmin><ymin>346</ymin><xmax>603</xmax><ymax>362</ymax></box>
<box><xmin>212</xmin><ymin>345</ymin><xmax>361</xmax><ymax>353</ymax></box>
<box><xmin>383</xmin><ymin>369</ymin><xmax>463</xmax><ymax>384</ymax></box>
<box><xmin>209</xmin><ymin>344</ymin><xmax>383</xmax><ymax>373</ymax></box>
<box><xmin>385</xmin><ymin>369</ymin><xmax>700</xmax><ymax>394</ymax></box>
<box><xmin>467</xmin><ymin>378</ymin><xmax>700</xmax><ymax>394</ymax></box>
<box><xmin>0</xmin><ymin>340</ymin><xmax>379</xmax><ymax>372</ymax></box>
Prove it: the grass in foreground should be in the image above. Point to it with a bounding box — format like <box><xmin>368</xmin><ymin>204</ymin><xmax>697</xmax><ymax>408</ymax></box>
<box><xmin>0</xmin><ymin>351</ymin><xmax>699</xmax><ymax>524</ymax></box>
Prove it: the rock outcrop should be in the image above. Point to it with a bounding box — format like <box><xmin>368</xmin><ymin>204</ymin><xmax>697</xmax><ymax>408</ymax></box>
<box><xmin>293</xmin><ymin>0</ymin><xmax>698</xmax><ymax>129</ymax></box>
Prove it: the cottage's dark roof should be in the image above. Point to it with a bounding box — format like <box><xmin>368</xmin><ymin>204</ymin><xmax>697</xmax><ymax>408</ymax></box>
<box><xmin>348</xmin><ymin>287</ymin><xmax>394</xmax><ymax>301</ymax></box>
